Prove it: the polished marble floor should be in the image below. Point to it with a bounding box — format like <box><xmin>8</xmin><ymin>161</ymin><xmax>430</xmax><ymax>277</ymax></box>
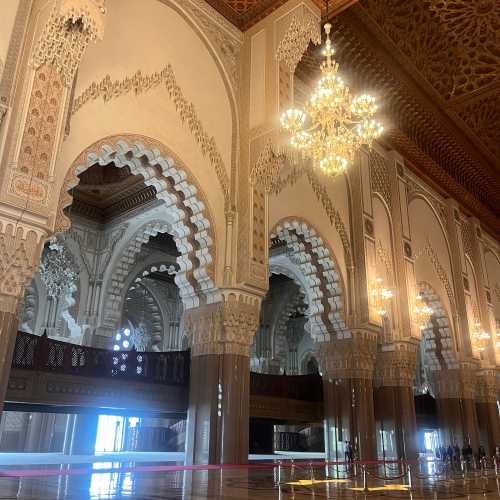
<box><xmin>1</xmin><ymin>463</ymin><xmax>500</xmax><ymax>499</ymax></box>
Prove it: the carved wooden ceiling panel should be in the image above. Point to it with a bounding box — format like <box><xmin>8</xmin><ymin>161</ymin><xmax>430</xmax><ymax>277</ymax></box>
<box><xmin>203</xmin><ymin>0</ymin><xmax>356</xmax><ymax>30</ymax></box>
<box><xmin>70</xmin><ymin>164</ymin><xmax>157</xmax><ymax>223</ymax></box>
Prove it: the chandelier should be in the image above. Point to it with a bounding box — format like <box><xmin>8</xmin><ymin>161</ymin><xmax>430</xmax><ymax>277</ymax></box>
<box><xmin>39</xmin><ymin>236</ymin><xmax>78</xmax><ymax>298</ymax></box>
<box><xmin>414</xmin><ymin>294</ymin><xmax>433</xmax><ymax>330</ymax></box>
<box><xmin>280</xmin><ymin>21</ymin><xmax>383</xmax><ymax>176</ymax></box>
<box><xmin>370</xmin><ymin>277</ymin><xmax>393</xmax><ymax>317</ymax></box>
<box><xmin>471</xmin><ymin>322</ymin><xmax>491</xmax><ymax>353</ymax></box>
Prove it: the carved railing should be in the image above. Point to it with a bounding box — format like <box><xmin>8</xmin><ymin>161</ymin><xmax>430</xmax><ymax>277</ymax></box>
<box><xmin>11</xmin><ymin>332</ymin><xmax>189</xmax><ymax>386</ymax></box>
<box><xmin>11</xmin><ymin>332</ymin><xmax>323</xmax><ymax>401</ymax></box>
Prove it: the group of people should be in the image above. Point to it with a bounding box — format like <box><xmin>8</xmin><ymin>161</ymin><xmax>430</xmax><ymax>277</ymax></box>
<box><xmin>435</xmin><ymin>443</ymin><xmax>488</xmax><ymax>467</ymax></box>
<box><xmin>344</xmin><ymin>441</ymin><xmax>357</xmax><ymax>463</ymax></box>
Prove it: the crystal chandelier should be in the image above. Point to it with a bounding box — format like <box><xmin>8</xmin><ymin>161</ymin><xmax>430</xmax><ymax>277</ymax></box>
<box><xmin>39</xmin><ymin>236</ymin><xmax>78</xmax><ymax>298</ymax></box>
<box><xmin>471</xmin><ymin>322</ymin><xmax>491</xmax><ymax>353</ymax></box>
<box><xmin>280</xmin><ymin>21</ymin><xmax>383</xmax><ymax>176</ymax></box>
<box><xmin>414</xmin><ymin>294</ymin><xmax>433</xmax><ymax>330</ymax></box>
<box><xmin>370</xmin><ymin>277</ymin><xmax>393</xmax><ymax>317</ymax></box>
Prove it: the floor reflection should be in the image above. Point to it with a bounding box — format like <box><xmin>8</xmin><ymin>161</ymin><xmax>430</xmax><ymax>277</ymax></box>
<box><xmin>1</xmin><ymin>464</ymin><xmax>500</xmax><ymax>499</ymax></box>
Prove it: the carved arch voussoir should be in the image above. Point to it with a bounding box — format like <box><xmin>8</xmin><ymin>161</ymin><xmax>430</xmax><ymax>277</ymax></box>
<box><xmin>270</xmin><ymin>217</ymin><xmax>346</xmax><ymax>342</ymax></box>
<box><xmin>56</xmin><ymin>135</ymin><xmax>221</xmax><ymax>312</ymax></box>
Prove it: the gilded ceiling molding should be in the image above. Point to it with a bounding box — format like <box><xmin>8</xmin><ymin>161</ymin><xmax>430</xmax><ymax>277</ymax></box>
<box><xmin>33</xmin><ymin>0</ymin><xmax>106</xmax><ymax>87</ymax></box>
<box><xmin>305</xmin><ymin>169</ymin><xmax>352</xmax><ymax>267</ymax></box>
<box><xmin>276</xmin><ymin>11</ymin><xmax>321</xmax><ymax>72</ymax></box>
<box><xmin>71</xmin><ymin>65</ymin><xmax>230</xmax><ymax>209</ymax></box>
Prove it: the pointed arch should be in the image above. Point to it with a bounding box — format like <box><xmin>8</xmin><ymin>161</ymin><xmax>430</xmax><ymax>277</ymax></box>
<box><xmin>56</xmin><ymin>135</ymin><xmax>221</xmax><ymax>313</ymax></box>
<box><xmin>270</xmin><ymin>218</ymin><xmax>346</xmax><ymax>342</ymax></box>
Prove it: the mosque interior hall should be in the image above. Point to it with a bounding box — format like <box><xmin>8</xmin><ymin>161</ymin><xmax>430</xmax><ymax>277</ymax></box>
<box><xmin>0</xmin><ymin>0</ymin><xmax>499</xmax><ymax>498</ymax></box>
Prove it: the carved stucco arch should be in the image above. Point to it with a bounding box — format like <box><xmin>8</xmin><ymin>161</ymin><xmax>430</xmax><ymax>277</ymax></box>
<box><xmin>418</xmin><ymin>281</ymin><xmax>459</xmax><ymax>372</ymax></box>
<box><xmin>57</xmin><ymin>136</ymin><xmax>220</xmax><ymax>316</ymax></box>
<box><xmin>270</xmin><ymin>218</ymin><xmax>346</xmax><ymax>342</ymax></box>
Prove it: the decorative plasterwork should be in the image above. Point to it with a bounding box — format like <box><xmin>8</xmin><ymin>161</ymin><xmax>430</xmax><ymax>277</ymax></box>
<box><xmin>271</xmin><ymin>218</ymin><xmax>346</xmax><ymax>342</ymax></box>
<box><xmin>33</xmin><ymin>0</ymin><xmax>106</xmax><ymax>87</ymax></box>
<box><xmin>305</xmin><ymin>169</ymin><xmax>352</xmax><ymax>266</ymax></box>
<box><xmin>376</xmin><ymin>239</ymin><xmax>393</xmax><ymax>283</ymax></box>
<box><xmin>0</xmin><ymin>220</ymin><xmax>46</xmax><ymax>303</ymax></box>
<box><xmin>183</xmin><ymin>291</ymin><xmax>261</xmax><ymax>356</ymax></box>
<box><xmin>71</xmin><ymin>65</ymin><xmax>230</xmax><ymax>208</ymax></box>
<box><xmin>430</xmin><ymin>364</ymin><xmax>478</xmax><ymax>399</ymax></box>
<box><xmin>276</xmin><ymin>12</ymin><xmax>321</xmax><ymax>72</ymax></box>
<box><xmin>415</xmin><ymin>240</ymin><xmax>456</xmax><ymax>311</ymax></box>
<box><xmin>58</xmin><ymin>137</ymin><xmax>220</xmax><ymax>310</ymax></box>
<box><xmin>180</xmin><ymin>0</ymin><xmax>243</xmax><ymax>90</ymax></box>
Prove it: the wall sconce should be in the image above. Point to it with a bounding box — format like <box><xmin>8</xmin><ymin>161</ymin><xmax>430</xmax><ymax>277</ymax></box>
<box><xmin>414</xmin><ymin>294</ymin><xmax>433</xmax><ymax>330</ymax></box>
<box><xmin>370</xmin><ymin>277</ymin><xmax>393</xmax><ymax>317</ymax></box>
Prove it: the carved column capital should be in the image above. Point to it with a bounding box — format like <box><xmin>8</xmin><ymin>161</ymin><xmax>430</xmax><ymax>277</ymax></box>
<box><xmin>374</xmin><ymin>341</ymin><xmax>419</xmax><ymax>387</ymax></box>
<box><xmin>183</xmin><ymin>291</ymin><xmax>261</xmax><ymax>357</ymax></box>
<box><xmin>318</xmin><ymin>328</ymin><xmax>378</xmax><ymax>380</ymax></box>
<box><xmin>431</xmin><ymin>363</ymin><xmax>479</xmax><ymax>400</ymax></box>
<box><xmin>476</xmin><ymin>369</ymin><xmax>499</xmax><ymax>403</ymax></box>
<box><xmin>0</xmin><ymin>218</ymin><xmax>46</xmax><ymax>312</ymax></box>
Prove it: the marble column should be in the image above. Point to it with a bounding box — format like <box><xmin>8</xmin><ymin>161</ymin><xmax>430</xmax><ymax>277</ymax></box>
<box><xmin>476</xmin><ymin>370</ymin><xmax>500</xmax><ymax>455</ymax></box>
<box><xmin>183</xmin><ymin>293</ymin><xmax>261</xmax><ymax>465</ymax></box>
<box><xmin>319</xmin><ymin>329</ymin><xmax>378</xmax><ymax>461</ymax></box>
<box><xmin>432</xmin><ymin>367</ymin><xmax>480</xmax><ymax>450</ymax></box>
<box><xmin>374</xmin><ymin>343</ymin><xmax>418</xmax><ymax>461</ymax></box>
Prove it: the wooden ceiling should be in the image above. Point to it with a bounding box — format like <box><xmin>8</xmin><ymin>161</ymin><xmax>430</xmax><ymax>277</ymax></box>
<box><xmin>69</xmin><ymin>164</ymin><xmax>157</xmax><ymax>223</ymax></box>
<box><xmin>205</xmin><ymin>0</ymin><xmax>500</xmax><ymax>236</ymax></box>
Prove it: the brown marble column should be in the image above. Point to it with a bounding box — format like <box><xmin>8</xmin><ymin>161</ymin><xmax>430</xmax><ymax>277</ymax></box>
<box><xmin>432</xmin><ymin>367</ymin><xmax>480</xmax><ymax>450</ymax></box>
<box><xmin>183</xmin><ymin>293</ymin><xmax>260</xmax><ymax>465</ymax></box>
<box><xmin>476</xmin><ymin>370</ymin><xmax>500</xmax><ymax>455</ymax></box>
<box><xmin>374</xmin><ymin>344</ymin><xmax>418</xmax><ymax>461</ymax></box>
<box><xmin>320</xmin><ymin>329</ymin><xmax>378</xmax><ymax>461</ymax></box>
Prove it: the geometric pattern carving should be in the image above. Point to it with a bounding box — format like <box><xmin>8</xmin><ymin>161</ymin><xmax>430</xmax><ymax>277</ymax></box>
<box><xmin>270</xmin><ymin>218</ymin><xmax>346</xmax><ymax>342</ymax></box>
<box><xmin>276</xmin><ymin>13</ymin><xmax>320</xmax><ymax>72</ymax></box>
<box><xmin>58</xmin><ymin>137</ymin><xmax>220</xmax><ymax>310</ymax></box>
<box><xmin>304</xmin><ymin>169</ymin><xmax>352</xmax><ymax>267</ymax></box>
<box><xmin>370</xmin><ymin>150</ymin><xmax>392</xmax><ymax>211</ymax></box>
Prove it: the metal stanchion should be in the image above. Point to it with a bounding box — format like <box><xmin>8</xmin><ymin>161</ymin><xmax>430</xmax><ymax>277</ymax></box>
<box><xmin>407</xmin><ymin>464</ymin><xmax>413</xmax><ymax>489</ymax></box>
<box><xmin>309</xmin><ymin>461</ymin><xmax>315</xmax><ymax>484</ymax></box>
<box><xmin>290</xmin><ymin>458</ymin><xmax>295</xmax><ymax>482</ymax></box>
<box><xmin>362</xmin><ymin>464</ymin><xmax>368</xmax><ymax>492</ymax></box>
<box><xmin>494</xmin><ymin>456</ymin><xmax>498</xmax><ymax>476</ymax></box>
<box><xmin>277</xmin><ymin>460</ymin><xmax>282</xmax><ymax>485</ymax></box>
